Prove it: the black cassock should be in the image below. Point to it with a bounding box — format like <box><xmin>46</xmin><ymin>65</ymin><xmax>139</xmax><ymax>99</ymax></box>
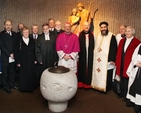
<box><xmin>107</xmin><ymin>35</ymin><xmax>117</xmax><ymax>92</ymax></box>
<box><xmin>0</xmin><ymin>53</ymin><xmax>1</xmax><ymax>73</ymax></box>
<box><xmin>36</xmin><ymin>33</ymin><xmax>58</xmax><ymax>74</ymax></box>
<box><xmin>129</xmin><ymin>46</ymin><xmax>141</xmax><ymax>97</ymax></box>
<box><xmin>78</xmin><ymin>31</ymin><xmax>94</xmax><ymax>88</ymax></box>
<box><xmin>127</xmin><ymin>45</ymin><xmax>141</xmax><ymax>112</ymax></box>
<box><xmin>15</xmin><ymin>37</ymin><xmax>37</xmax><ymax>92</ymax></box>
<box><xmin>56</xmin><ymin>29</ymin><xmax>64</xmax><ymax>36</ymax></box>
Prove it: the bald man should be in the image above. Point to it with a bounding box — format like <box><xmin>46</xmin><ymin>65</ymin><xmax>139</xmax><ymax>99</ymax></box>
<box><xmin>0</xmin><ymin>20</ymin><xmax>18</xmax><ymax>94</ymax></box>
<box><xmin>77</xmin><ymin>22</ymin><xmax>95</xmax><ymax>88</ymax></box>
<box><xmin>116</xmin><ymin>25</ymin><xmax>127</xmax><ymax>45</ymax></box>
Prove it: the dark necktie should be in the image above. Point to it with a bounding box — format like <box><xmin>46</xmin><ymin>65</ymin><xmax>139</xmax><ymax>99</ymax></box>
<box><xmin>8</xmin><ymin>31</ymin><xmax>12</xmax><ymax>36</ymax></box>
<box><xmin>51</xmin><ymin>28</ymin><xmax>54</xmax><ymax>31</ymax></box>
<box><xmin>34</xmin><ymin>35</ymin><xmax>36</xmax><ymax>39</ymax></box>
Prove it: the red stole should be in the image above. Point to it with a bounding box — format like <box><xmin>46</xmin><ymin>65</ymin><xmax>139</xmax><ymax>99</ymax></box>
<box><xmin>115</xmin><ymin>37</ymin><xmax>140</xmax><ymax>78</ymax></box>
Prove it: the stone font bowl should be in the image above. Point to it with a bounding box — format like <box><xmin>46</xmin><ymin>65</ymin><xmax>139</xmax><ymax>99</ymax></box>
<box><xmin>40</xmin><ymin>66</ymin><xmax>77</xmax><ymax>112</ymax></box>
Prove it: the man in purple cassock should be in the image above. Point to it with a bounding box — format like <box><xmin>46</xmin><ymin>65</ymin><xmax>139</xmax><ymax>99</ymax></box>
<box><xmin>56</xmin><ymin>22</ymin><xmax>80</xmax><ymax>73</ymax></box>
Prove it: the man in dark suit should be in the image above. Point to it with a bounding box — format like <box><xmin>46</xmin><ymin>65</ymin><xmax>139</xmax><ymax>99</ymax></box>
<box><xmin>0</xmin><ymin>20</ymin><xmax>18</xmax><ymax>94</ymax></box>
<box><xmin>0</xmin><ymin>50</ymin><xmax>2</xmax><ymax>88</ymax></box>
<box><xmin>30</xmin><ymin>24</ymin><xmax>40</xmax><ymax>85</ymax></box>
<box><xmin>17</xmin><ymin>23</ymin><xmax>25</xmax><ymax>38</ymax></box>
<box><xmin>48</xmin><ymin>18</ymin><xmax>58</xmax><ymax>36</ymax></box>
<box><xmin>48</xmin><ymin>18</ymin><xmax>56</xmax><ymax>32</ymax></box>
<box><xmin>30</xmin><ymin>24</ymin><xmax>39</xmax><ymax>40</ymax></box>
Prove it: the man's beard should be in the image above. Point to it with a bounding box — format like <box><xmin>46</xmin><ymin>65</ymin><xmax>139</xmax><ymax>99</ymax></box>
<box><xmin>19</xmin><ymin>29</ymin><xmax>23</xmax><ymax>32</ymax></box>
<box><xmin>101</xmin><ymin>29</ymin><xmax>109</xmax><ymax>36</ymax></box>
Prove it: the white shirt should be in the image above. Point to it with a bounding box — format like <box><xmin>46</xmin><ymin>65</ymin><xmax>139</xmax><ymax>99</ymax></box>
<box><xmin>22</xmin><ymin>36</ymin><xmax>29</xmax><ymax>45</ymax></box>
<box><xmin>49</xmin><ymin>28</ymin><xmax>54</xmax><ymax>31</ymax></box>
<box><xmin>9</xmin><ymin>57</ymin><xmax>15</xmax><ymax>63</ymax></box>
<box><xmin>116</xmin><ymin>34</ymin><xmax>122</xmax><ymax>46</ymax></box>
<box><xmin>8</xmin><ymin>31</ymin><xmax>14</xmax><ymax>63</ymax></box>
<box><xmin>85</xmin><ymin>34</ymin><xmax>89</xmax><ymax>65</ymax></box>
<box><xmin>45</xmin><ymin>33</ymin><xmax>50</xmax><ymax>40</ymax></box>
<box><xmin>7</xmin><ymin>31</ymin><xmax>12</xmax><ymax>36</ymax></box>
<box><xmin>124</xmin><ymin>36</ymin><xmax>134</xmax><ymax>52</ymax></box>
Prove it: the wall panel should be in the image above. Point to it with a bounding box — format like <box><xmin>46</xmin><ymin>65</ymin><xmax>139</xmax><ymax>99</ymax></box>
<box><xmin>0</xmin><ymin>0</ymin><xmax>141</xmax><ymax>39</ymax></box>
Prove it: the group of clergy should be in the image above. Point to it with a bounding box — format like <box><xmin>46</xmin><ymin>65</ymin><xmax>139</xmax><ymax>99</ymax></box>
<box><xmin>0</xmin><ymin>2</ymin><xmax>141</xmax><ymax>112</ymax></box>
<box><xmin>78</xmin><ymin>22</ymin><xmax>141</xmax><ymax>113</ymax></box>
<box><xmin>77</xmin><ymin>21</ymin><xmax>141</xmax><ymax>112</ymax></box>
<box><xmin>74</xmin><ymin>2</ymin><xmax>141</xmax><ymax>112</ymax></box>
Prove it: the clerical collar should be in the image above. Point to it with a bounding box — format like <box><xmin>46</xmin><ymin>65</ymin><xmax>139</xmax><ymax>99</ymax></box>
<box><xmin>84</xmin><ymin>30</ymin><xmax>90</xmax><ymax>34</ymax></box>
<box><xmin>44</xmin><ymin>32</ymin><xmax>49</xmax><ymax>35</ymax></box>
<box><xmin>65</xmin><ymin>32</ymin><xmax>72</xmax><ymax>35</ymax></box>
<box><xmin>57</xmin><ymin>30</ymin><xmax>61</xmax><ymax>32</ymax></box>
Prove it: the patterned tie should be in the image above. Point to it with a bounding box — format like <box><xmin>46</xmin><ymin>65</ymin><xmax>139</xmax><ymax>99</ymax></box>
<box><xmin>34</xmin><ymin>34</ymin><xmax>36</xmax><ymax>39</ymax></box>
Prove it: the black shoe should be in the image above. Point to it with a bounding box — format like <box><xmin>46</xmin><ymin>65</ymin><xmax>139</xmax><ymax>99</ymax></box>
<box><xmin>7</xmin><ymin>90</ymin><xmax>12</xmax><ymax>94</ymax></box>
<box><xmin>134</xmin><ymin>110</ymin><xmax>139</xmax><ymax>113</ymax></box>
<box><xmin>134</xmin><ymin>105</ymin><xmax>141</xmax><ymax>113</ymax></box>
<box><xmin>11</xmin><ymin>86</ymin><xmax>18</xmax><ymax>90</ymax></box>
<box><xmin>4</xmin><ymin>89</ymin><xmax>12</xmax><ymax>94</ymax></box>
<box><xmin>126</xmin><ymin>100</ymin><xmax>134</xmax><ymax>107</ymax></box>
<box><xmin>117</xmin><ymin>93</ymin><xmax>123</xmax><ymax>98</ymax></box>
<box><xmin>122</xmin><ymin>97</ymin><xmax>127</xmax><ymax>102</ymax></box>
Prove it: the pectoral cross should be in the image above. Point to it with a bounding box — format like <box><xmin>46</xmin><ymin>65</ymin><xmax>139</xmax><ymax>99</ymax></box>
<box><xmin>65</xmin><ymin>45</ymin><xmax>68</xmax><ymax>49</ymax></box>
<box><xmin>97</xmin><ymin>47</ymin><xmax>102</xmax><ymax>52</ymax></box>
